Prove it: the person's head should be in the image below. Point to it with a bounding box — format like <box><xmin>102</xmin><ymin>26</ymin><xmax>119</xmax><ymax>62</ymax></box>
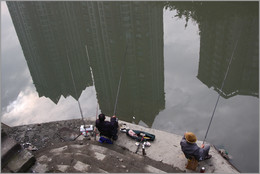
<box><xmin>185</xmin><ymin>132</ymin><xmax>197</xmax><ymax>144</ymax></box>
<box><xmin>98</xmin><ymin>114</ymin><xmax>105</xmax><ymax>122</ymax></box>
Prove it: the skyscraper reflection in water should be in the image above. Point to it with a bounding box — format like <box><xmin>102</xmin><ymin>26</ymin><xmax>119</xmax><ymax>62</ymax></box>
<box><xmin>7</xmin><ymin>1</ymin><xmax>165</xmax><ymax>127</ymax></box>
<box><xmin>7</xmin><ymin>2</ymin><xmax>93</xmax><ymax>103</ymax></box>
<box><xmin>165</xmin><ymin>2</ymin><xmax>259</xmax><ymax>99</ymax></box>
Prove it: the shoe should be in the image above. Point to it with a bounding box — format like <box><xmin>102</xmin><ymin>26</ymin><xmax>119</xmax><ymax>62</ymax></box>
<box><xmin>205</xmin><ymin>155</ymin><xmax>212</xmax><ymax>160</ymax></box>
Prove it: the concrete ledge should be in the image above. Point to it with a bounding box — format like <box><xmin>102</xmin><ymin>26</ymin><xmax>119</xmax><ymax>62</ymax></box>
<box><xmin>2</xmin><ymin>118</ymin><xmax>240</xmax><ymax>173</ymax></box>
<box><xmin>7</xmin><ymin>150</ymin><xmax>36</xmax><ymax>172</ymax></box>
<box><xmin>114</xmin><ymin>119</ymin><xmax>239</xmax><ymax>173</ymax></box>
<box><xmin>1</xmin><ymin>136</ymin><xmax>21</xmax><ymax>168</ymax></box>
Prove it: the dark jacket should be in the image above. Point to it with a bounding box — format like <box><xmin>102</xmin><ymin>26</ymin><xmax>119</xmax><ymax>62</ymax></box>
<box><xmin>180</xmin><ymin>135</ymin><xmax>203</xmax><ymax>161</ymax></box>
<box><xmin>96</xmin><ymin>117</ymin><xmax>118</xmax><ymax>139</ymax></box>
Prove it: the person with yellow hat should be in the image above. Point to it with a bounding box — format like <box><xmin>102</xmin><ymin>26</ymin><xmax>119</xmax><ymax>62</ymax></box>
<box><xmin>180</xmin><ymin>132</ymin><xmax>212</xmax><ymax>161</ymax></box>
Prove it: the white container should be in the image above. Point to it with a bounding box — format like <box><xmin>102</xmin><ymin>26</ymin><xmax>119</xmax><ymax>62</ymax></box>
<box><xmin>80</xmin><ymin>125</ymin><xmax>94</xmax><ymax>132</ymax></box>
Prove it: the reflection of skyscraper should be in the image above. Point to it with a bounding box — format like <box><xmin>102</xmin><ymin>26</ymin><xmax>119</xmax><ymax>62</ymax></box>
<box><xmin>7</xmin><ymin>2</ymin><xmax>93</xmax><ymax>103</ymax></box>
<box><xmin>196</xmin><ymin>9</ymin><xmax>259</xmax><ymax>98</ymax></box>
<box><xmin>82</xmin><ymin>1</ymin><xmax>165</xmax><ymax>126</ymax></box>
<box><xmin>7</xmin><ymin>1</ymin><xmax>165</xmax><ymax>127</ymax></box>
<box><xmin>165</xmin><ymin>2</ymin><xmax>259</xmax><ymax>99</ymax></box>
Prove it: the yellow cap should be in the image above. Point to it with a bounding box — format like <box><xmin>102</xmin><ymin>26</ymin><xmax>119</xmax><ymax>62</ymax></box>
<box><xmin>185</xmin><ymin>132</ymin><xmax>197</xmax><ymax>143</ymax></box>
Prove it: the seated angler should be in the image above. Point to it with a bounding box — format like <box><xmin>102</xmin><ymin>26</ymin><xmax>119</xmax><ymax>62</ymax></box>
<box><xmin>180</xmin><ymin>132</ymin><xmax>212</xmax><ymax>161</ymax></box>
<box><xmin>96</xmin><ymin>114</ymin><xmax>119</xmax><ymax>141</ymax></box>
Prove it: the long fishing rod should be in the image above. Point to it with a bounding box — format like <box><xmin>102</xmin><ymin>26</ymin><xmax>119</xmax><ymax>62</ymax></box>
<box><xmin>203</xmin><ymin>33</ymin><xmax>241</xmax><ymax>144</ymax></box>
<box><xmin>85</xmin><ymin>44</ymin><xmax>100</xmax><ymax>140</ymax></box>
<box><xmin>66</xmin><ymin>53</ymin><xmax>86</xmax><ymax>129</ymax></box>
<box><xmin>94</xmin><ymin>102</ymin><xmax>99</xmax><ymax>140</ymax></box>
<box><xmin>113</xmin><ymin>41</ymin><xmax>129</xmax><ymax>116</ymax></box>
<box><xmin>85</xmin><ymin>44</ymin><xmax>98</xmax><ymax>105</ymax></box>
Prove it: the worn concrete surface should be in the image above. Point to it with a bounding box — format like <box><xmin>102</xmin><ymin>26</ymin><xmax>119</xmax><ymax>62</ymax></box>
<box><xmin>116</xmin><ymin>119</ymin><xmax>239</xmax><ymax>173</ymax></box>
<box><xmin>29</xmin><ymin>139</ymin><xmax>178</xmax><ymax>173</ymax></box>
<box><xmin>2</xmin><ymin>117</ymin><xmax>239</xmax><ymax>173</ymax></box>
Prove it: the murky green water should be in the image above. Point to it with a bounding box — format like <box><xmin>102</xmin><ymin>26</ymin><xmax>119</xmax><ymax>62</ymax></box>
<box><xmin>1</xmin><ymin>1</ymin><xmax>259</xmax><ymax>172</ymax></box>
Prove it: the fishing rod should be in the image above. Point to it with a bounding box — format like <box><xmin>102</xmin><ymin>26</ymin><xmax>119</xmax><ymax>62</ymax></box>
<box><xmin>203</xmin><ymin>32</ymin><xmax>241</xmax><ymax>144</ymax></box>
<box><xmin>66</xmin><ymin>53</ymin><xmax>86</xmax><ymax>129</ymax></box>
<box><xmin>113</xmin><ymin>40</ymin><xmax>129</xmax><ymax>116</ymax></box>
<box><xmin>94</xmin><ymin>102</ymin><xmax>99</xmax><ymax>140</ymax></box>
<box><xmin>85</xmin><ymin>44</ymin><xmax>100</xmax><ymax>140</ymax></box>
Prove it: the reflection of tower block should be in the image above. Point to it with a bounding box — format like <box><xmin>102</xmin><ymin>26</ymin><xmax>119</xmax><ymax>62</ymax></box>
<box><xmin>186</xmin><ymin>156</ymin><xmax>198</xmax><ymax>171</ymax></box>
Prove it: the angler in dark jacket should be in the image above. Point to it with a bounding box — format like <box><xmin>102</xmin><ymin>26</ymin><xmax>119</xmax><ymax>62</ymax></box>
<box><xmin>180</xmin><ymin>132</ymin><xmax>212</xmax><ymax>161</ymax></box>
<box><xmin>96</xmin><ymin>114</ymin><xmax>118</xmax><ymax>140</ymax></box>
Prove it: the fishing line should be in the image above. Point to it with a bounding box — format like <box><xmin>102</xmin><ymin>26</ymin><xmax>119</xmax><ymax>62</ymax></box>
<box><xmin>113</xmin><ymin>40</ymin><xmax>129</xmax><ymax>116</ymax></box>
<box><xmin>66</xmin><ymin>53</ymin><xmax>86</xmax><ymax>128</ymax></box>
<box><xmin>203</xmin><ymin>32</ymin><xmax>241</xmax><ymax>144</ymax></box>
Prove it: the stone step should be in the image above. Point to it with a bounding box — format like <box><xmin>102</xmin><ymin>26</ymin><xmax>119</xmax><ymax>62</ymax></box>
<box><xmin>1</xmin><ymin>129</ymin><xmax>36</xmax><ymax>172</ymax></box>
<box><xmin>31</xmin><ymin>140</ymin><xmax>175</xmax><ymax>173</ymax></box>
<box><xmin>6</xmin><ymin>149</ymin><xmax>36</xmax><ymax>172</ymax></box>
<box><xmin>1</xmin><ymin>135</ymin><xmax>21</xmax><ymax>168</ymax></box>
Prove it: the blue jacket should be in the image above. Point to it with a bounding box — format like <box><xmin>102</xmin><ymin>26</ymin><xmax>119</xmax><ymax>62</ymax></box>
<box><xmin>180</xmin><ymin>135</ymin><xmax>203</xmax><ymax>161</ymax></box>
<box><xmin>96</xmin><ymin>117</ymin><xmax>118</xmax><ymax>138</ymax></box>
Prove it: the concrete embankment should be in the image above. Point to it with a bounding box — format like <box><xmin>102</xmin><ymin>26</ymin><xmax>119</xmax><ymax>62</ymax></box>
<box><xmin>1</xmin><ymin>117</ymin><xmax>239</xmax><ymax>173</ymax></box>
<box><xmin>116</xmin><ymin>118</ymin><xmax>239</xmax><ymax>173</ymax></box>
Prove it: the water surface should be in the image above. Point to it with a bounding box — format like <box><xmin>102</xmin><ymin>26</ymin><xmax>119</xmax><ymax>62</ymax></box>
<box><xmin>1</xmin><ymin>1</ymin><xmax>259</xmax><ymax>172</ymax></box>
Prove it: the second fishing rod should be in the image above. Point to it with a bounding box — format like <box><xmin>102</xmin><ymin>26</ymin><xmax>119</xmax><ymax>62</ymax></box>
<box><xmin>202</xmin><ymin>29</ymin><xmax>241</xmax><ymax>145</ymax></box>
<box><xmin>113</xmin><ymin>39</ymin><xmax>129</xmax><ymax>118</ymax></box>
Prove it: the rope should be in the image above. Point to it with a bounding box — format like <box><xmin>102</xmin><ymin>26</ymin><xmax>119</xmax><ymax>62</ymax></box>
<box><xmin>113</xmin><ymin>41</ymin><xmax>129</xmax><ymax>116</ymax></box>
<box><xmin>203</xmin><ymin>32</ymin><xmax>241</xmax><ymax>144</ymax></box>
<box><xmin>66</xmin><ymin>53</ymin><xmax>86</xmax><ymax>128</ymax></box>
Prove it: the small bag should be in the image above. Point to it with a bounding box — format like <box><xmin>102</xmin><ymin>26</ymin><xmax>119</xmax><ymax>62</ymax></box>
<box><xmin>99</xmin><ymin>136</ymin><xmax>113</xmax><ymax>144</ymax></box>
